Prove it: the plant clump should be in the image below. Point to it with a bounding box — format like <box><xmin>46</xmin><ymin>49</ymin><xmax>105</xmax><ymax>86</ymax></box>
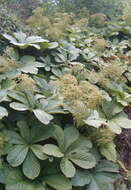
<box><xmin>88</xmin><ymin>127</ymin><xmax>116</xmax><ymax>146</ymax></box>
<box><xmin>89</xmin><ymin>13</ymin><xmax>107</xmax><ymax>27</ymax></box>
<box><xmin>58</xmin><ymin>74</ymin><xmax>101</xmax><ymax>125</ymax></box>
<box><xmin>15</xmin><ymin>74</ymin><xmax>36</xmax><ymax>92</ymax></box>
<box><xmin>90</xmin><ymin>63</ymin><xmax>126</xmax><ymax>88</ymax></box>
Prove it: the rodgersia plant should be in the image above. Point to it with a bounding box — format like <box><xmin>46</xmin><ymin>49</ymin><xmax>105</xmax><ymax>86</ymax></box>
<box><xmin>0</xmin><ymin>7</ymin><xmax>130</xmax><ymax>190</ymax></box>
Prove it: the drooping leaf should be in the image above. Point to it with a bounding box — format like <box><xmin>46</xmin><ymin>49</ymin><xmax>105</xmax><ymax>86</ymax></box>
<box><xmin>5</xmin><ymin>167</ymin><xmax>46</xmax><ymax>190</ymax></box>
<box><xmin>60</xmin><ymin>158</ymin><xmax>76</xmax><ymax>178</ymax></box>
<box><xmin>71</xmin><ymin>170</ymin><xmax>91</xmax><ymax>187</ymax></box>
<box><xmin>22</xmin><ymin>151</ymin><xmax>40</xmax><ymax>179</ymax></box>
<box><xmin>100</xmin><ymin>142</ymin><xmax>117</xmax><ymax>162</ymax></box>
<box><xmin>44</xmin><ymin>174</ymin><xmax>72</xmax><ymax>190</ymax></box>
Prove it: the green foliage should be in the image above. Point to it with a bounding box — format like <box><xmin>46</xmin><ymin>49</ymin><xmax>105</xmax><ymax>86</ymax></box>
<box><xmin>72</xmin><ymin>160</ymin><xmax>119</xmax><ymax>190</ymax></box>
<box><xmin>0</xmin><ymin>2</ymin><xmax>130</xmax><ymax>190</ymax></box>
<box><xmin>3</xmin><ymin>32</ymin><xmax>51</xmax><ymax>49</ymax></box>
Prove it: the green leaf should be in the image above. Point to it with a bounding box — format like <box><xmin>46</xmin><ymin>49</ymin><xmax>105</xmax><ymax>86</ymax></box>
<box><xmin>42</xmin><ymin>144</ymin><xmax>64</xmax><ymax>158</ymax></box>
<box><xmin>125</xmin><ymin>72</ymin><xmax>131</xmax><ymax>82</ymax></box>
<box><xmin>4</xmin><ymin>130</ymin><xmax>26</xmax><ymax>145</ymax></box>
<box><xmin>108</xmin><ymin>112</ymin><xmax>131</xmax><ymax>134</ymax></box>
<box><xmin>70</xmin><ymin>152</ymin><xmax>96</xmax><ymax>169</ymax></box>
<box><xmin>44</xmin><ymin>174</ymin><xmax>72</xmax><ymax>190</ymax></box>
<box><xmin>84</xmin><ymin>111</ymin><xmax>107</xmax><ymax>128</ymax></box>
<box><xmin>5</xmin><ymin>167</ymin><xmax>46</xmax><ymax>190</ymax></box>
<box><xmin>31</xmin><ymin>145</ymin><xmax>48</xmax><ymax>160</ymax></box>
<box><xmin>64</xmin><ymin>127</ymin><xmax>79</xmax><ymax>151</ymax></box>
<box><xmin>33</xmin><ymin>109</ymin><xmax>53</xmax><ymax>125</ymax></box>
<box><xmin>8</xmin><ymin>91</ymin><xmax>28</xmax><ymax>104</ymax></box>
<box><xmin>0</xmin><ymin>168</ymin><xmax>6</xmax><ymax>184</ymax></box>
<box><xmin>7</xmin><ymin>145</ymin><xmax>28</xmax><ymax>167</ymax></box>
<box><xmin>10</xmin><ymin>102</ymin><xmax>29</xmax><ymax>111</ymax></box>
<box><xmin>53</xmin><ymin>125</ymin><xmax>65</xmax><ymax>150</ymax></box>
<box><xmin>60</xmin><ymin>158</ymin><xmax>76</xmax><ymax>178</ymax></box>
<box><xmin>48</xmin><ymin>42</ymin><xmax>58</xmax><ymax>49</ymax></box>
<box><xmin>0</xmin><ymin>106</ymin><xmax>8</xmax><ymax>119</ymax></box>
<box><xmin>102</xmin><ymin>100</ymin><xmax>123</xmax><ymax>118</ymax></box>
<box><xmin>23</xmin><ymin>151</ymin><xmax>40</xmax><ymax>179</ymax></box>
<box><xmin>95</xmin><ymin>160</ymin><xmax>119</xmax><ymax>173</ymax></box>
<box><xmin>71</xmin><ymin>170</ymin><xmax>91</xmax><ymax>187</ymax></box>
<box><xmin>3</xmin><ymin>32</ymin><xmax>49</xmax><ymax>50</ymax></box>
<box><xmin>31</xmin><ymin>125</ymin><xmax>54</xmax><ymax>143</ymax></box>
<box><xmin>72</xmin><ymin>161</ymin><xmax>118</xmax><ymax>189</ymax></box>
<box><xmin>17</xmin><ymin>121</ymin><xmax>31</xmax><ymax>143</ymax></box>
<box><xmin>86</xmin><ymin>172</ymin><xmax>116</xmax><ymax>190</ymax></box>
<box><xmin>66</xmin><ymin>137</ymin><xmax>92</xmax><ymax>154</ymax></box>
<box><xmin>100</xmin><ymin>142</ymin><xmax>117</xmax><ymax>162</ymax></box>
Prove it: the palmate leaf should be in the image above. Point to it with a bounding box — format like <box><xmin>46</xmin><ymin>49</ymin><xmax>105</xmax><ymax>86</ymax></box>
<box><xmin>22</xmin><ymin>151</ymin><xmax>40</xmax><ymax>179</ymax></box>
<box><xmin>86</xmin><ymin>172</ymin><xmax>117</xmax><ymax>190</ymax></box>
<box><xmin>102</xmin><ymin>100</ymin><xmax>124</xmax><ymax>119</ymax></box>
<box><xmin>3</xmin><ymin>32</ymin><xmax>49</xmax><ymax>50</ymax></box>
<box><xmin>72</xmin><ymin>161</ymin><xmax>119</xmax><ymax>190</ymax></box>
<box><xmin>5</xmin><ymin>166</ymin><xmax>69</xmax><ymax>190</ymax></box>
<box><xmin>66</xmin><ymin>137</ymin><xmax>92</xmax><ymax>154</ymax></box>
<box><xmin>19</xmin><ymin>56</ymin><xmax>44</xmax><ymax>74</ymax></box>
<box><xmin>5</xmin><ymin>167</ymin><xmax>46</xmax><ymax>190</ymax></box>
<box><xmin>43</xmin><ymin>126</ymin><xmax>96</xmax><ymax>177</ymax></box>
<box><xmin>107</xmin><ymin>111</ymin><xmax>131</xmax><ymax>134</ymax></box>
<box><xmin>9</xmin><ymin>90</ymin><xmax>54</xmax><ymax>125</ymax></box>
